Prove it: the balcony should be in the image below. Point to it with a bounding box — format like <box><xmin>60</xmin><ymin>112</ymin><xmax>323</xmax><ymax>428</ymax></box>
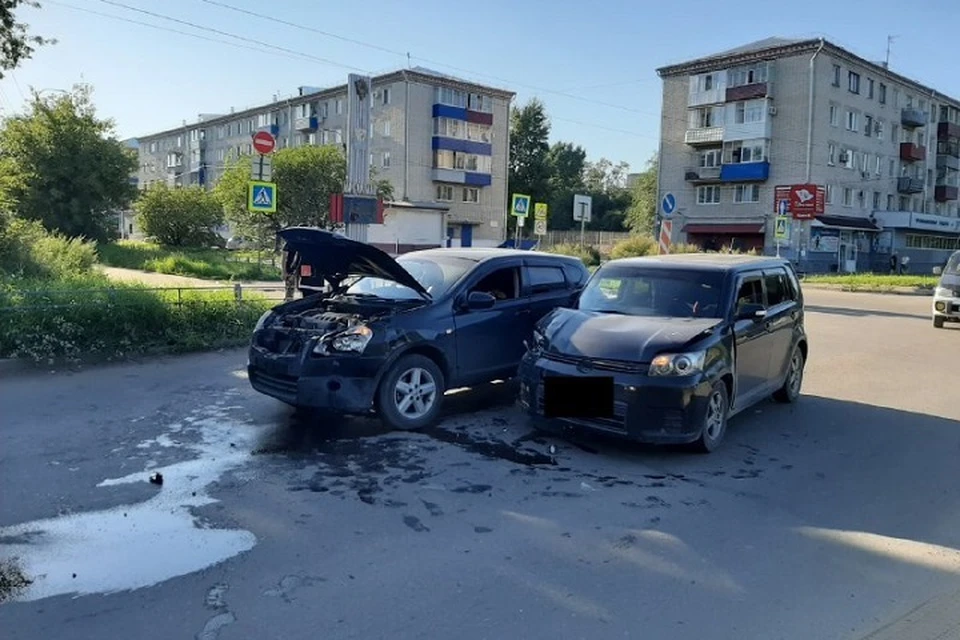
<box><xmin>935</xmin><ymin>185</ymin><xmax>959</xmax><ymax>202</ymax></box>
<box><xmin>684</xmin><ymin>127</ymin><xmax>724</xmax><ymax>146</ymax></box>
<box><xmin>295</xmin><ymin>116</ymin><xmax>318</xmax><ymax>132</ymax></box>
<box><xmin>938</xmin><ymin>121</ymin><xmax>960</xmax><ymax>140</ymax></box>
<box><xmin>897</xmin><ymin>177</ymin><xmax>924</xmax><ymax>194</ymax></box>
<box><xmin>937</xmin><ymin>154</ymin><xmax>960</xmax><ymax>171</ymax></box>
<box><xmin>719</xmin><ymin>161</ymin><xmax>770</xmax><ymax>182</ymax></box>
<box><xmin>687</xmin><ymin>86</ymin><xmax>725</xmax><ymax>108</ymax></box>
<box><xmin>684</xmin><ymin>166</ymin><xmax>721</xmax><ymax>183</ymax></box>
<box><xmin>901</xmin><ymin>108</ymin><xmax>927</xmax><ymax>128</ymax></box>
<box><xmin>724</xmin><ymin>116</ymin><xmax>773</xmax><ymax>142</ymax></box>
<box><xmin>725</xmin><ymin>82</ymin><xmax>772</xmax><ymax>102</ymax></box>
<box><xmin>900</xmin><ymin>143</ymin><xmax>926</xmax><ymax>162</ymax></box>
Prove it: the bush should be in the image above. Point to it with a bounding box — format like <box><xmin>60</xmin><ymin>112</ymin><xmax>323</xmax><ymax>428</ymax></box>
<box><xmin>609</xmin><ymin>235</ymin><xmax>658</xmax><ymax>259</ymax></box>
<box><xmin>547</xmin><ymin>242</ymin><xmax>602</xmax><ymax>266</ymax></box>
<box><xmin>0</xmin><ymin>217</ymin><xmax>98</xmax><ymax>279</ymax></box>
<box><xmin>0</xmin><ymin>274</ymin><xmax>273</xmax><ymax>362</ymax></box>
<box><xmin>98</xmin><ymin>240</ymin><xmax>282</xmax><ymax>281</ymax></box>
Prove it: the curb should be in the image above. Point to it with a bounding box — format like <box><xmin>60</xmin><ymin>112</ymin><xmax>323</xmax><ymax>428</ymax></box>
<box><xmin>0</xmin><ymin>358</ymin><xmax>36</xmax><ymax>377</ymax></box>
<box><xmin>802</xmin><ymin>283</ymin><xmax>933</xmax><ymax>297</ymax></box>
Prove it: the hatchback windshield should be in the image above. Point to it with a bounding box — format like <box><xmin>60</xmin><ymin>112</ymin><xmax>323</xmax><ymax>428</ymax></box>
<box><xmin>578</xmin><ymin>266</ymin><xmax>725</xmax><ymax>318</ymax></box>
<box><xmin>345</xmin><ymin>255</ymin><xmax>475</xmax><ymax>299</ymax></box>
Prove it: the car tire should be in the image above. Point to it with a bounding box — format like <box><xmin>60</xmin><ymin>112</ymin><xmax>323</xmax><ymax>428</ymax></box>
<box><xmin>934</xmin><ymin>316</ymin><xmax>945</xmax><ymax>329</ymax></box>
<box><xmin>376</xmin><ymin>354</ymin><xmax>445</xmax><ymax>431</ymax></box>
<box><xmin>773</xmin><ymin>346</ymin><xmax>805</xmax><ymax>404</ymax></box>
<box><xmin>691</xmin><ymin>381</ymin><xmax>729</xmax><ymax>454</ymax></box>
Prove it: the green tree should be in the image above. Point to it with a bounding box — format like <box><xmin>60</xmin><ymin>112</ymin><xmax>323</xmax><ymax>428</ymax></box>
<box><xmin>0</xmin><ymin>84</ymin><xmax>137</xmax><ymax>240</ymax></box>
<box><xmin>134</xmin><ymin>183</ymin><xmax>224</xmax><ymax>247</ymax></box>
<box><xmin>0</xmin><ymin>1</ymin><xmax>55</xmax><ymax>78</ymax></box>
<box><xmin>545</xmin><ymin>141</ymin><xmax>586</xmax><ymax>231</ymax></box>
<box><xmin>508</xmin><ymin>98</ymin><xmax>551</xmax><ymax>236</ymax></box>
<box><xmin>583</xmin><ymin>158</ymin><xmax>631</xmax><ymax>231</ymax></box>
<box><xmin>625</xmin><ymin>153</ymin><xmax>658</xmax><ymax>235</ymax></box>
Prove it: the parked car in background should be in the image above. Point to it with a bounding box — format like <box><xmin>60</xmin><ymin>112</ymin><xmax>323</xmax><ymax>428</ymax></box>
<box><xmin>932</xmin><ymin>249</ymin><xmax>960</xmax><ymax>329</ymax></box>
<box><xmin>518</xmin><ymin>253</ymin><xmax>808</xmax><ymax>452</ymax></box>
<box><xmin>248</xmin><ymin>227</ymin><xmax>590</xmax><ymax>430</ymax></box>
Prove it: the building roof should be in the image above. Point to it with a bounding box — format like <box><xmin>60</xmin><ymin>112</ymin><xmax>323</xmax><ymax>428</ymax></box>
<box><xmin>138</xmin><ymin>67</ymin><xmax>515</xmax><ymax>142</ymax></box>
<box><xmin>656</xmin><ymin>37</ymin><xmax>960</xmax><ymax>108</ymax></box>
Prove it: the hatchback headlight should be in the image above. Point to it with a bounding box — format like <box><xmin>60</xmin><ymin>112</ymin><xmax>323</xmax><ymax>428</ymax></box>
<box><xmin>319</xmin><ymin>325</ymin><xmax>374</xmax><ymax>354</ymax></box>
<box><xmin>649</xmin><ymin>351</ymin><xmax>706</xmax><ymax>377</ymax></box>
<box><xmin>254</xmin><ymin>310</ymin><xmax>273</xmax><ymax>332</ymax></box>
<box><xmin>531</xmin><ymin>329</ymin><xmax>546</xmax><ymax>351</ymax></box>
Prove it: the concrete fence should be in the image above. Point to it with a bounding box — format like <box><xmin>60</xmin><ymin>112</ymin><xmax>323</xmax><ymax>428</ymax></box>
<box><xmin>536</xmin><ymin>230</ymin><xmax>635</xmax><ymax>248</ymax></box>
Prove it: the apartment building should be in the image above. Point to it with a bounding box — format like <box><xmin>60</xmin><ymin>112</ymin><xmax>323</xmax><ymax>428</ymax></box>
<box><xmin>657</xmin><ymin>37</ymin><xmax>960</xmax><ymax>274</ymax></box>
<box><xmin>135</xmin><ymin>68</ymin><xmax>514</xmax><ymax>252</ymax></box>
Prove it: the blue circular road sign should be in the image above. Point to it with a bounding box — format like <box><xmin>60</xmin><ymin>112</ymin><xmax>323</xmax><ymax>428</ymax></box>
<box><xmin>661</xmin><ymin>193</ymin><xmax>676</xmax><ymax>216</ymax></box>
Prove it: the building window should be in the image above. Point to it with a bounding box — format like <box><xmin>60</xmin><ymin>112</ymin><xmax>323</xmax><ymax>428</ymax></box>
<box><xmin>382</xmin><ymin>87</ymin><xmax>391</xmax><ymax>105</ymax></box>
<box><xmin>728</xmin><ymin>62</ymin><xmax>769</xmax><ymax>88</ymax></box>
<box><xmin>875</xmin><ymin>155</ymin><xmax>882</xmax><ymax>175</ymax></box>
<box><xmin>864</xmin><ymin>115</ymin><xmax>873</xmax><ymax>136</ymax></box>
<box><xmin>703</xmin><ymin>74</ymin><xmax>713</xmax><ymax>90</ymax></box>
<box><xmin>827</xmin><ymin>143</ymin><xmax>836</xmax><ymax>165</ymax></box>
<box><xmin>468</xmin><ymin>93</ymin><xmax>492</xmax><ymax>112</ymax></box>
<box><xmin>724</xmin><ymin>140</ymin><xmax>766</xmax><ymax>164</ymax></box>
<box><xmin>825</xmin><ymin>184</ymin><xmax>834</xmax><ymax>204</ymax></box>
<box><xmin>832</xmin><ymin>64</ymin><xmax>841</xmax><ymax>87</ymax></box>
<box><xmin>734</xmin><ymin>100</ymin><xmax>764</xmax><ymax>124</ymax></box>
<box><xmin>878</xmin><ymin>83</ymin><xmax>887</xmax><ymax>104</ymax></box>
<box><xmin>336</xmin><ymin>99</ymin><xmax>343</xmax><ymax>115</ymax></box>
<box><xmin>846</xmin><ymin>110</ymin><xmax>859</xmax><ymax>132</ymax></box>
<box><xmin>875</xmin><ymin>119</ymin><xmax>884</xmax><ymax>139</ymax></box>
<box><xmin>467</xmin><ymin>122</ymin><xmax>491</xmax><ymax>142</ymax></box>
<box><xmin>436</xmin><ymin>184</ymin><xmax>454</xmax><ymax>202</ymax></box>
<box><xmin>697</xmin><ymin>185</ymin><xmax>721</xmax><ymax>205</ymax></box>
<box><xmin>436</xmin><ymin>86</ymin><xmax>468</xmax><ymax>108</ymax></box>
<box><xmin>842</xmin><ymin>187</ymin><xmax>853</xmax><ymax>206</ymax></box>
<box><xmin>840</xmin><ymin>147</ymin><xmax>854</xmax><ymax>169</ymax></box>
<box><xmin>334</xmin><ymin>129</ymin><xmax>342</xmax><ymax>144</ymax></box>
<box><xmin>381</xmin><ymin>151</ymin><xmax>391</xmax><ymax>168</ymax></box>
<box><xmin>829</xmin><ymin>104</ymin><xmax>839</xmax><ymax>126</ymax></box>
<box><xmin>867</xmin><ymin>78</ymin><xmax>874</xmax><ymax>99</ymax></box>
<box><xmin>848</xmin><ymin>71</ymin><xmax>860</xmax><ymax>94</ymax></box>
<box><xmin>382</xmin><ymin>121</ymin><xmax>391</xmax><ymax>137</ymax></box>
<box><xmin>462</xmin><ymin>187</ymin><xmax>479</xmax><ymax>203</ymax></box>
<box><xmin>700</xmin><ymin>148</ymin><xmax>721</xmax><ymax>167</ymax></box>
<box><xmin>733</xmin><ymin>184</ymin><xmax>760</xmax><ymax>203</ymax></box>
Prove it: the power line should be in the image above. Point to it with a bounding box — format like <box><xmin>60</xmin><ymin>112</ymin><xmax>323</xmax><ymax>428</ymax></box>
<box><xmin>96</xmin><ymin>0</ymin><xmax>368</xmax><ymax>73</ymax></box>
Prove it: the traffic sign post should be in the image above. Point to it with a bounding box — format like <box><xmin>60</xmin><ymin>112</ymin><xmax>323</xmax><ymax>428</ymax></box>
<box><xmin>775</xmin><ymin>215</ymin><xmax>789</xmax><ymax>257</ymax></box>
<box><xmin>572</xmin><ymin>194</ymin><xmax>592</xmax><ymax>250</ymax></box>
<box><xmin>533</xmin><ymin>202</ymin><xmax>548</xmax><ymax>238</ymax></box>
<box><xmin>511</xmin><ymin>193</ymin><xmax>531</xmax><ymax>248</ymax></box>
<box><xmin>534</xmin><ymin>219</ymin><xmax>547</xmax><ymax>236</ymax></box>
<box><xmin>661</xmin><ymin>192</ymin><xmax>676</xmax><ymax>216</ymax></box>
<box><xmin>251</xmin><ymin>154</ymin><xmax>273</xmax><ymax>182</ymax></box>
<box><xmin>252</xmin><ymin>131</ymin><xmax>276</xmax><ymax>155</ymax></box>
<box><xmin>659</xmin><ymin>219</ymin><xmax>673</xmax><ymax>254</ymax></box>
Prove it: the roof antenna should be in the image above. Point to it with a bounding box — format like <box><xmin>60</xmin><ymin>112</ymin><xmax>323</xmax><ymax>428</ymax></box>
<box><xmin>406</xmin><ymin>52</ymin><xmax>411</xmax><ymax>69</ymax></box>
<box><xmin>884</xmin><ymin>35</ymin><xmax>897</xmax><ymax>69</ymax></box>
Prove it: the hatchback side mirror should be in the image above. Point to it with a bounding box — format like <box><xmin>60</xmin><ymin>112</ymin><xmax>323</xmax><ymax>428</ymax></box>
<box><xmin>465</xmin><ymin>291</ymin><xmax>496</xmax><ymax>311</ymax></box>
<box><xmin>736</xmin><ymin>302</ymin><xmax>767</xmax><ymax>321</ymax></box>
<box><xmin>933</xmin><ymin>266</ymin><xmax>943</xmax><ymax>276</ymax></box>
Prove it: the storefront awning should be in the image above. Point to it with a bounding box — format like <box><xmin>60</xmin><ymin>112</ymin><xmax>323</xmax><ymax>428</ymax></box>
<box><xmin>813</xmin><ymin>215</ymin><xmax>879</xmax><ymax>231</ymax></box>
<box><xmin>684</xmin><ymin>223</ymin><xmax>765</xmax><ymax>235</ymax></box>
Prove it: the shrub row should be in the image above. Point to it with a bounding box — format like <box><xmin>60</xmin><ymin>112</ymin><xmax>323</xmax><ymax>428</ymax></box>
<box><xmin>544</xmin><ymin>234</ymin><xmax>757</xmax><ymax>265</ymax></box>
<box><xmin>98</xmin><ymin>240</ymin><xmax>282</xmax><ymax>281</ymax></box>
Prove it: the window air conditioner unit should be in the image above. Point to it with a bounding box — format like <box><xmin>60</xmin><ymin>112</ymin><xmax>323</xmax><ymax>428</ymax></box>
<box><xmin>838</xmin><ymin>152</ymin><xmax>849</xmax><ymax>163</ymax></box>
<box><xmin>768</xmin><ymin>106</ymin><xmax>778</xmax><ymax>116</ymax></box>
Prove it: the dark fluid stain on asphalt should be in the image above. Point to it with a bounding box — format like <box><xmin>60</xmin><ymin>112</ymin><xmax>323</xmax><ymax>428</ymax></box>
<box><xmin>474</xmin><ymin>526</ymin><xmax>493</xmax><ymax>534</ymax></box>
<box><xmin>421</xmin><ymin>427</ymin><xmax>556</xmax><ymax>467</ymax></box>
<box><xmin>452</xmin><ymin>484</ymin><xmax>493</xmax><ymax>494</ymax></box>
<box><xmin>421</xmin><ymin>500</ymin><xmax>444</xmax><ymax>517</ymax></box>
<box><xmin>403</xmin><ymin>515</ymin><xmax>430</xmax><ymax>533</ymax></box>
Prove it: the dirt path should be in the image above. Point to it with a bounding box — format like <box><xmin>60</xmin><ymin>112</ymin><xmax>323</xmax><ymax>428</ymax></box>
<box><xmin>99</xmin><ymin>267</ymin><xmax>286</xmax><ymax>299</ymax></box>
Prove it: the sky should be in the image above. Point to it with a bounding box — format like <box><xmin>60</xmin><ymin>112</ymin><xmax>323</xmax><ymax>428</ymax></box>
<box><xmin>4</xmin><ymin>0</ymin><xmax>960</xmax><ymax>172</ymax></box>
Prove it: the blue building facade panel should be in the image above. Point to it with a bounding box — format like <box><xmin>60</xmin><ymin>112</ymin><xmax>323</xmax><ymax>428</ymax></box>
<box><xmin>432</xmin><ymin>104</ymin><xmax>468</xmax><ymax>121</ymax></box>
<box><xmin>719</xmin><ymin>161</ymin><xmax>770</xmax><ymax>182</ymax></box>
<box><xmin>432</xmin><ymin>136</ymin><xmax>493</xmax><ymax>156</ymax></box>
<box><xmin>464</xmin><ymin>172</ymin><xmax>492</xmax><ymax>186</ymax></box>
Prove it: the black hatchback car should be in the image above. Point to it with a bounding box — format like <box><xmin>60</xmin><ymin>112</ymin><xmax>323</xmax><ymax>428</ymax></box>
<box><xmin>248</xmin><ymin>227</ymin><xmax>590</xmax><ymax>431</ymax></box>
<box><xmin>518</xmin><ymin>253</ymin><xmax>808</xmax><ymax>452</ymax></box>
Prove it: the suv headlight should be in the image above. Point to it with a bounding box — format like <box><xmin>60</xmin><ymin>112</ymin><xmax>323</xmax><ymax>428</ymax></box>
<box><xmin>254</xmin><ymin>310</ymin><xmax>273</xmax><ymax>332</ymax></box>
<box><xmin>318</xmin><ymin>325</ymin><xmax>374</xmax><ymax>354</ymax></box>
<box><xmin>649</xmin><ymin>351</ymin><xmax>706</xmax><ymax>377</ymax></box>
<box><xmin>531</xmin><ymin>329</ymin><xmax>546</xmax><ymax>351</ymax></box>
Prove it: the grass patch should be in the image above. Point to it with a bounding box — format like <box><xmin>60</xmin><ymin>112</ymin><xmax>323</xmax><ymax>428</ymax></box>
<box><xmin>804</xmin><ymin>273</ymin><xmax>938</xmax><ymax>291</ymax></box>
<box><xmin>98</xmin><ymin>241</ymin><xmax>282</xmax><ymax>281</ymax></box>
<box><xmin>0</xmin><ymin>273</ymin><xmax>274</xmax><ymax>363</ymax></box>
<box><xmin>0</xmin><ymin>557</ymin><xmax>32</xmax><ymax>603</ymax></box>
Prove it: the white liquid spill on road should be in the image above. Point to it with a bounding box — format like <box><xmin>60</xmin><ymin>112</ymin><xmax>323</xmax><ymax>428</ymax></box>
<box><xmin>0</xmin><ymin>393</ymin><xmax>264</xmax><ymax>602</ymax></box>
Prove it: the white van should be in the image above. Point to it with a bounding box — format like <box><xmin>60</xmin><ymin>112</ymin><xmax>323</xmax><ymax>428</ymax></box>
<box><xmin>932</xmin><ymin>249</ymin><xmax>960</xmax><ymax>329</ymax></box>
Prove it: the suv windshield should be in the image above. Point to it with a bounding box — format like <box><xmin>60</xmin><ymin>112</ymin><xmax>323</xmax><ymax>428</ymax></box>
<box><xmin>578</xmin><ymin>265</ymin><xmax>725</xmax><ymax>318</ymax></box>
<box><xmin>943</xmin><ymin>252</ymin><xmax>960</xmax><ymax>276</ymax></box>
<box><xmin>345</xmin><ymin>255</ymin><xmax>475</xmax><ymax>299</ymax></box>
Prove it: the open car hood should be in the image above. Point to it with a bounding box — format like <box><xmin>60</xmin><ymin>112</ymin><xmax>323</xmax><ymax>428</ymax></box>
<box><xmin>278</xmin><ymin>227</ymin><xmax>428</xmax><ymax>297</ymax></box>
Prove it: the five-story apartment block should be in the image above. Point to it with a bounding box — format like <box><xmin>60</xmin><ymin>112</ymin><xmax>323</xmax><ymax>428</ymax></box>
<box><xmin>135</xmin><ymin>68</ymin><xmax>514</xmax><ymax>252</ymax></box>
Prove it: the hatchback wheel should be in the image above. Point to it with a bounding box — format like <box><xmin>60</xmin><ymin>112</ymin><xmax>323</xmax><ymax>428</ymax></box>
<box><xmin>377</xmin><ymin>354</ymin><xmax>445</xmax><ymax>431</ymax></box>
<box><xmin>934</xmin><ymin>316</ymin><xmax>945</xmax><ymax>329</ymax></box>
<box><xmin>691</xmin><ymin>381</ymin><xmax>728</xmax><ymax>453</ymax></box>
<box><xmin>773</xmin><ymin>346</ymin><xmax>805</xmax><ymax>404</ymax></box>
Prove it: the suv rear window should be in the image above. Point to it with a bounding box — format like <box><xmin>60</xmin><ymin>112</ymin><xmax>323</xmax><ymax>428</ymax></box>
<box><xmin>527</xmin><ymin>265</ymin><xmax>566</xmax><ymax>293</ymax></box>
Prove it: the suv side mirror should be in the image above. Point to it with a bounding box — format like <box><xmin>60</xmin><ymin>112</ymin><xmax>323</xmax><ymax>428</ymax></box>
<box><xmin>933</xmin><ymin>266</ymin><xmax>943</xmax><ymax>276</ymax></box>
<box><xmin>736</xmin><ymin>302</ymin><xmax>767</xmax><ymax>321</ymax></box>
<box><xmin>465</xmin><ymin>291</ymin><xmax>496</xmax><ymax>311</ymax></box>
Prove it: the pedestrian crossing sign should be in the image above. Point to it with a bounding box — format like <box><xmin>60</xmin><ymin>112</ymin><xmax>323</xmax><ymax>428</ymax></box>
<box><xmin>248</xmin><ymin>181</ymin><xmax>277</xmax><ymax>214</ymax></box>
<box><xmin>511</xmin><ymin>193</ymin><xmax>531</xmax><ymax>217</ymax></box>
<box><xmin>775</xmin><ymin>215</ymin><xmax>789</xmax><ymax>240</ymax></box>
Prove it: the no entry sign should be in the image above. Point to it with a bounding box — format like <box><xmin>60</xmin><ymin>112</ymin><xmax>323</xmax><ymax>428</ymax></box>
<box><xmin>252</xmin><ymin>130</ymin><xmax>276</xmax><ymax>155</ymax></box>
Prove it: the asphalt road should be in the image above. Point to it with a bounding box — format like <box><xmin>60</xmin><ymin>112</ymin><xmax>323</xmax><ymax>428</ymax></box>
<box><xmin>1</xmin><ymin>289</ymin><xmax>959</xmax><ymax>640</ymax></box>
